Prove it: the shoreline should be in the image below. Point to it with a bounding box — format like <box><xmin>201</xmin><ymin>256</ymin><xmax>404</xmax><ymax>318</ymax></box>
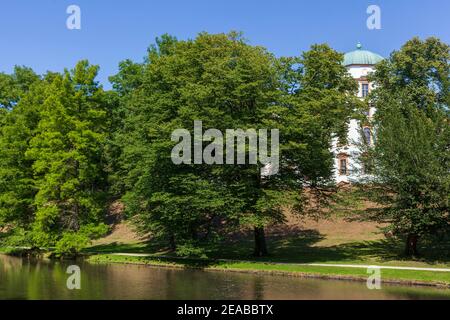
<box><xmin>86</xmin><ymin>254</ymin><xmax>450</xmax><ymax>289</ymax></box>
<box><xmin>2</xmin><ymin>247</ymin><xmax>450</xmax><ymax>289</ymax></box>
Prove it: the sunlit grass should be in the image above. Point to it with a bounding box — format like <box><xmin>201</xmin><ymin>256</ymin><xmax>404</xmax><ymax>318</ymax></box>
<box><xmin>87</xmin><ymin>254</ymin><xmax>450</xmax><ymax>287</ymax></box>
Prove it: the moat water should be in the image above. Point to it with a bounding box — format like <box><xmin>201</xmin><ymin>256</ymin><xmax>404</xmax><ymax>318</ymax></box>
<box><xmin>1</xmin><ymin>254</ymin><xmax>449</xmax><ymax>300</ymax></box>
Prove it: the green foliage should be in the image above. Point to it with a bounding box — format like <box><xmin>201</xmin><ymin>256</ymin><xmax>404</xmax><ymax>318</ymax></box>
<box><xmin>114</xmin><ymin>33</ymin><xmax>357</xmax><ymax>256</ymax></box>
<box><xmin>118</xmin><ymin>32</ymin><xmax>264</xmax><ymax>250</ymax></box>
<box><xmin>54</xmin><ymin>223</ymin><xmax>109</xmax><ymax>257</ymax></box>
<box><xmin>367</xmin><ymin>37</ymin><xmax>450</xmax><ymax>255</ymax></box>
<box><xmin>0</xmin><ymin>76</ymin><xmax>44</xmax><ymax>227</ymax></box>
<box><xmin>175</xmin><ymin>241</ymin><xmax>209</xmax><ymax>258</ymax></box>
<box><xmin>0</xmin><ymin>33</ymin><xmax>358</xmax><ymax>258</ymax></box>
<box><xmin>0</xmin><ymin>61</ymin><xmax>114</xmax><ymax>255</ymax></box>
<box><xmin>25</xmin><ymin>62</ymin><xmax>110</xmax><ymax>247</ymax></box>
<box><xmin>54</xmin><ymin>232</ymin><xmax>90</xmax><ymax>256</ymax></box>
<box><xmin>1</xmin><ymin>32</ymin><xmax>447</xmax><ymax>260</ymax></box>
<box><xmin>0</xmin><ymin>227</ymin><xmax>32</xmax><ymax>247</ymax></box>
<box><xmin>275</xmin><ymin>44</ymin><xmax>361</xmax><ymax>186</ymax></box>
<box><xmin>0</xmin><ymin>66</ymin><xmax>40</xmax><ymax>110</ymax></box>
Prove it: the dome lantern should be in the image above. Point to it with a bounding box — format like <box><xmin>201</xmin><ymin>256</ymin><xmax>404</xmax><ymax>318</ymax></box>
<box><xmin>343</xmin><ymin>43</ymin><xmax>383</xmax><ymax>66</ymax></box>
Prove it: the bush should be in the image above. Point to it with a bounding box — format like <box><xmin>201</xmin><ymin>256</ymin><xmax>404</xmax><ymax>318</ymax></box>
<box><xmin>175</xmin><ymin>242</ymin><xmax>208</xmax><ymax>259</ymax></box>
<box><xmin>0</xmin><ymin>227</ymin><xmax>32</xmax><ymax>247</ymax></box>
<box><xmin>54</xmin><ymin>232</ymin><xmax>90</xmax><ymax>257</ymax></box>
<box><xmin>53</xmin><ymin>223</ymin><xmax>109</xmax><ymax>257</ymax></box>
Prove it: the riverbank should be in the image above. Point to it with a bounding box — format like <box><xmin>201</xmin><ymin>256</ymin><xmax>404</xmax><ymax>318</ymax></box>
<box><xmin>2</xmin><ymin>246</ymin><xmax>450</xmax><ymax>287</ymax></box>
<box><xmin>2</xmin><ymin>253</ymin><xmax>449</xmax><ymax>300</ymax></box>
<box><xmin>3</xmin><ymin>244</ymin><xmax>450</xmax><ymax>287</ymax></box>
<box><xmin>3</xmin><ymin>215</ymin><xmax>450</xmax><ymax>288</ymax></box>
<box><xmin>87</xmin><ymin>253</ymin><xmax>450</xmax><ymax>288</ymax></box>
<box><xmin>82</xmin><ymin>214</ymin><xmax>450</xmax><ymax>287</ymax></box>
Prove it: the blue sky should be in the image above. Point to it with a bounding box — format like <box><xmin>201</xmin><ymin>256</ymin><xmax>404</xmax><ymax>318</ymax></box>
<box><xmin>1</xmin><ymin>0</ymin><xmax>449</xmax><ymax>88</ymax></box>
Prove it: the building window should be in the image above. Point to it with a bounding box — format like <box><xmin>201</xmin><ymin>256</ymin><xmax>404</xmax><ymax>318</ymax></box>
<box><xmin>340</xmin><ymin>159</ymin><xmax>347</xmax><ymax>175</ymax></box>
<box><xmin>362</xmin><ymin>83</ymin><xmax>369</xmax><ymax>97</ymax></box>
<box><xmin>361</xmin><ymin>152</ymin><xmax>373</xmax><ymax>175</ymax></box>
<box><xmin>363</xmin><ymin>127</ymin><xmax>371</xmax><ymax>145</ymax></box>
<box><xmin>338</xmin><ymin>156</ymin><xmax>348</xmax><ymax>176</ymax></box>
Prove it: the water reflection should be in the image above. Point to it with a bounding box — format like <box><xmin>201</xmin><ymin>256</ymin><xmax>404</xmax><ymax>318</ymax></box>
<box><xmin>1</xmin><ymin>254</ymin><xmax>449</xmax><ymax>300</ymax></box>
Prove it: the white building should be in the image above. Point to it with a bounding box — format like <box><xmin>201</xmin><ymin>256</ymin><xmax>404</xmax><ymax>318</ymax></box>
<box><xmin>332</xmin><ymin>43</ymin><xmax>383</xmax><ymax>184</ymax></box>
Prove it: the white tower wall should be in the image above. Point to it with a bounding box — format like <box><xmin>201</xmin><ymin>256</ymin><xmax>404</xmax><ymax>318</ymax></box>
<box><xmin>332</xmin><ymin>64</ymin><xmax>376</xmax><ymax>184</ymax></box>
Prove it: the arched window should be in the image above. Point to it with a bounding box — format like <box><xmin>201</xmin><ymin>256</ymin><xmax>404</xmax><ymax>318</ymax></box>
<box><xmin>363</xmin><ymin>127</ymin><xmax>371</xmax><ymax>145</ymax></box>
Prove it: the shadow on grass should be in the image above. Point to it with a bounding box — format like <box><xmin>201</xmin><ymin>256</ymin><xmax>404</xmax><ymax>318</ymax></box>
<box><xmin>85</xmin><ymin>240</ymin><xmax>171</xmax><ymax>255</ymax></box>
<box><xmin>86</xmin><ymin>229</ymin><xmax>450</xmax><ymax>266</ymax></box>
<box><xmin>203</xmin><ymin>231</ymin><xmax>401</xmax><ymax>264</ymax></box>
<box><xmin>216</xmin><ymin>232</ymin><xmax>450</xmax><ymax>265</ymax></box>
<box><xmin>96</xmin><ymin>254</ymin><xmax>220</xmax><ymax>269</ymax></box>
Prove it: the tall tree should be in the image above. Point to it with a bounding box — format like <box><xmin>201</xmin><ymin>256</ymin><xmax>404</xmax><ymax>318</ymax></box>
<box><xmin>368</xmin><ymin>37</ymin><xmax>450</xmax><ymax>256</ymax></box>
<box><xmin>118</xmin><ymin>32</ymin><xmax>265</xmax><ymax>254</ymax></box>
<box><xmin>24</xmin><ymin>61</ymin><xmax>110</xmax><ymax>249</ymax></box>
<box><xmin>0</xmin><ymin>74</ymin><xmax>43</xmax><ymax>230</ymax></box>
<box><xmin>107</xmin><ymin>59</ymin><xmax>144</xmax><ymax>196</ymax></box>
<box><xmin>251</xmin><ymin>44</ymin><xmax>361</xmax><ymax>255</ymax></box>
<box><xmin>116</xmin><ymin>33</ymin><xmax>358</xmax><ymax>256</ymax></box>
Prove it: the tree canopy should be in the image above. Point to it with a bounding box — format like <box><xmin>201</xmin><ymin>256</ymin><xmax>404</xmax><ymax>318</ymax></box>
<box><xmin>113</xmin><ymin>32</ymin><xmax>359</xmax><ymax>256</ymax></box>
<box><xmin>0</xmin><ymin>61</ymin><xmax>112</xmax><ymax>254</ymax></box>
<box><xmin>367</xmin><ymin>37</ymin><xmax>450</xmax><ymax>256</ymax></box>
<box><xmin>0</xmin><ymin>33</ymin><xmax>447</xmax><ymax>259</ymax></box>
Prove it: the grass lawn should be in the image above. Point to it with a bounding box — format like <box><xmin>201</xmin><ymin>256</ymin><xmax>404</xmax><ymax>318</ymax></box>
<box><xmin>87</xmin><ymin>253</ymin><xmax>450</xmax><ymax>287</ymax></box>
<box><xmin>4</xmin><ymin>214</ymin><xmax>450</xmax><ymax>286</ymax></box>
<box><xmin>85</xmin><ymin>233</ymin><xmax>450</xmax><ymax>269</ymax></box>
<box><xmin>85</xmin><ymin>214</ymin><xmax>450</xmax><ymax>268</ymax></box>
<box><xmin>84</xmin><ymin>221</ymin><xmax>450</xmax><ymax>287</ymax></box>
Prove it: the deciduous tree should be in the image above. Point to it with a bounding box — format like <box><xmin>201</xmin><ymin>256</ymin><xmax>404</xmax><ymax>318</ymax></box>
<box><xmin>368</xmin><ymin>37</ymin><xmax>450</xmax><ymax>256</ymax></box>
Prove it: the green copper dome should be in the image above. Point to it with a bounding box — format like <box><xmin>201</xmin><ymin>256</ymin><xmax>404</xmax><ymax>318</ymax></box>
<box><xmin>343</xmin><ymin>42</ymin><xmax>383</xmax><ymax>66</ymax></box>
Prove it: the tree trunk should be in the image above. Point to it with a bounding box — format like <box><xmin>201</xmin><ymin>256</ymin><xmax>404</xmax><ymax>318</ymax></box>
<box><xmin>169</xmin><ymin>234</ymin><xmax>176</xmax><ymax>252</ymax></box>
<box><xmin>190</xmin><ymin>226</ymin><xmax>198</xmax><ymax>241</ymax></box>
<box><xmin>253</xmin><ymin>227</ymin><xmax>268</xmax><ymax>257</ymax></box>
<box><xmin>405</xmin><ymin>233</ymin><xmax>419</xmax><ymax>256</ymax></box>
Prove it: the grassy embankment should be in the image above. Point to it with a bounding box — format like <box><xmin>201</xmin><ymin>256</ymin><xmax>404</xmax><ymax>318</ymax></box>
<box><xmin>87</xmin><ymin>254</ymin><xmax>450</xmax><ymax>287</ymax></box>
<box><xmin>83</xmin><ymin>216</ymin><xmax>450</xmax><ymax>287</ymax></box>
<box><xmin>2</xmin><ymin>212</ymin><xmax>449</xmax><ymax>286</ymax></box>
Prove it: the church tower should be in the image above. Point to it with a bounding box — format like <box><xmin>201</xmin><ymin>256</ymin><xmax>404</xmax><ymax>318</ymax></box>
<box><xmin>332</xmin><ymin>43</ymin><xmax>383</xmax><ymax>184</ymax></box>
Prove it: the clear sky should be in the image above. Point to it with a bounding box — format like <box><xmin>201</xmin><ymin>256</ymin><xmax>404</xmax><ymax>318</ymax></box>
<box><xmin>1</xmin><ymin>0</ymin><xmax>449</xmax><ymax>88</ymax></box>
